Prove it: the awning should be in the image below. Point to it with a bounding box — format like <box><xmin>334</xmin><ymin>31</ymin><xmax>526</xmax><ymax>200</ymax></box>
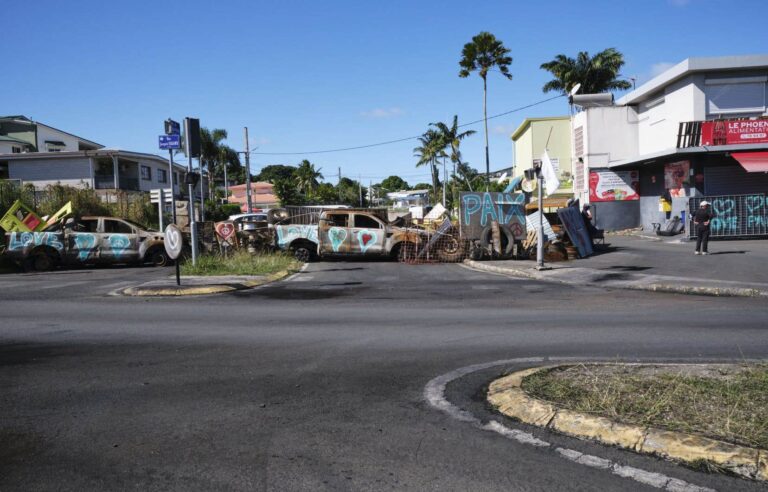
<box><xmin>732</xmin><ymin>151</ymin><xmax>768</xmax><ymax>173</ymax></box>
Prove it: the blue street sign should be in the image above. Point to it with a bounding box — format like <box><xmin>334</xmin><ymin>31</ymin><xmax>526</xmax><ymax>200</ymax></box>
<box><xmin>159</xmin><ymin>134</ymin><xmax>181</xmax><ymax>150</ymax></box>
<box><xmin>165</xmin><ymin>119</ymin><xmax>181</xmax><ymax>135</ymax></box>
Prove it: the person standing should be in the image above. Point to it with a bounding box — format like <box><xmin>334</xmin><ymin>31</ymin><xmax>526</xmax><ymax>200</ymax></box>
<box><xmin>693</xmin><ymin>201</ymin><xmax>712</xmax><ymax>255</ymax></box>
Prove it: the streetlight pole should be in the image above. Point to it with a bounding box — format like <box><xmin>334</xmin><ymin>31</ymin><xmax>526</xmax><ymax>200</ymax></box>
<box><xmin>244</xmin><ymin>127</ymin><xmax>252</xmax><ymax>214</ymax></box>
<box><xmin>442</xmin><ymin>156</ymin><xmax>447</xmax><ymax>208</ymax></box>
<box><xmin>536</xmin><ymin>162</ymin><xmax>545</xmax><ymax>270</ymax></box>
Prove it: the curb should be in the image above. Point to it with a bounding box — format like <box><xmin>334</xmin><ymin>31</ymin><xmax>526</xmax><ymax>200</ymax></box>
<box><xmin>487</xmin><ymin>365</ymin><xmax>767</xmax><ymax>482</ymax></box>
<box><xmin>463</xmin><ymin>259</ymin><xmax>768</xmax><ymax>298</ymax></box>
<box><xmin>120</xmin><ymin>269</ymin><xmax>294</xmax><ymax>297</ymax></box>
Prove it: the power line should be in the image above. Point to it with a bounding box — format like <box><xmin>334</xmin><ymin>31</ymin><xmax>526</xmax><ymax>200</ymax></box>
<box><xmin>250</xmin><ymin>94</ymin><xmax>565</xmax><ymax>156</ymax></box>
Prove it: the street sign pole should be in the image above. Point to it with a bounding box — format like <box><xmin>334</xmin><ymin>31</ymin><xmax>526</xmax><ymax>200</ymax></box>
<box><xmin>158</xmin><ymin>189</ymin><xmax>164</xmax><ymax>232</ymax></box>
<box><xmin>536</xmin><ymin>168</ymin><xmax>545</xmax><ymax>270</ymax></box>
<box><xmin>184</xmin><ymin>118</ymin><xmax>199</xmax><ymax>266</ymax></box>
<box><xmin>168</xmin><ymin>149</ymin><xmax>177</xmax><ymax>223</ymax></box>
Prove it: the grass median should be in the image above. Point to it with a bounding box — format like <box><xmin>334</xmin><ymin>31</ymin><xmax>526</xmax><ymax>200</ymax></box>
<box><xmin>180</xmin><ymin>250</ymin><xmax>301</xmax><ymax>277</ymax></box>
<box><xmin>522</xmin><ymin>363</ymin><xmax>768</xmax><ymax>450</ymax></box>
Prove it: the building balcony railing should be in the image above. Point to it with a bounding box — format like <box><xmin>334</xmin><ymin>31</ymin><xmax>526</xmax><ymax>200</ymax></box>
<box><xmin>94</xmin><ymin>176</ymin><xmax>140</xmax><ymax>191</ymax></box>
<box><xmin>676</xmin><ymin>121</ymin><xmax>703</xmax><ymax>148</ymax></box>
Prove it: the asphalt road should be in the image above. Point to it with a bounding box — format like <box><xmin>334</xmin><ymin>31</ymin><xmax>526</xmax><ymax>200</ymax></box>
<box><xmin>1</xmin><ymin>261</ymin><xmax>767</xmax><ymax>491</ymax></box>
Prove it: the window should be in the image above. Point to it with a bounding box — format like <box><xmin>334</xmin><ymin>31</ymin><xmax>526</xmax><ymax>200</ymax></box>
<box><xmin>174</xmin><ymin>172</ymin><xmax>179</xmax><ymax>185</ymax></box>
<box><xmin>0</xmin><ymin>161</ymin><xmax>9</xmax><ymax>179</ymax></box>
<box><xmin>103</xmin><ymin>220</ymin><xmax>134</xmax><ymax>234</ymax></box>
<box><xmin>706</xmin><ymin>76</ymin><xmax>767</xmax><ymax>115</ymax></box>
<box><xmin>327</xmin><ymin>214</ymin><xmax>348</xmax><ymax>227</ymax></box>
<box><xmin>11</xmin><ymin>146</ymin><xmax>21</xmax><ymax>153</ymax></box>
<box><xmin>73</xmin><ymin>219</ymin><xmax>99</xmax><ymax>232</ymax></box>
<box><xmin>158</xmin><ymin>169</ymin><xmax>168</xmax><ymax>183</ymax></box>
<box><xmin>354</xmin><ymin>214</ymin><xmax>382</xmax><ymax>229</ymax></box>
<box><xmin>47</xmin><ymin>146</ymin><xmax>62</xmax><ymax>152</ymax></box>
<box><xmin>140</xmin><ymin>165</ymin><xmax>152</xmax><ymax>181</ymax></box>
<box><xmin>574</xmin><ymin>126</ymin><xmax>584</xmax><ymax>157</ymax></box>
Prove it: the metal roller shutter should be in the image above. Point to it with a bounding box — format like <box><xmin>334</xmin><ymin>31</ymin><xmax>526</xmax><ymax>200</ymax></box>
<box><xmin>704</xmin><ymin>165</ymin><xmax>768</xmax><ymax>195</ymax></box>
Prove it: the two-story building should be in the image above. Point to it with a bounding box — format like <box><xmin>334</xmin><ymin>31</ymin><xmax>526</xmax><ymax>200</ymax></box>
<box><xmin>0</xmin><ymin>115</ymin><xmax>188</xmax><ymax>196</ymax></box>
<box><xmin>511</xmin><ymin>116</ymin><xmax>573</xmax><ymax>198</ymax></box>
<box><xmin>573</xmin><ymin>55</ymin><xmax>768</xmax><ymax>236</ymax></box>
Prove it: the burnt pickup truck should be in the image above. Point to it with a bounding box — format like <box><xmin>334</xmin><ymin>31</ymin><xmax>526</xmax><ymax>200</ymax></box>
<box><xmin>3</xmin><ymin>216</ymin><xmax>168</xmax><ymax>271</ymax></box>
<box><xmin>274</xmin><ymin>208</ymin><xmax>431</xmax><ymax>262</ymax></box>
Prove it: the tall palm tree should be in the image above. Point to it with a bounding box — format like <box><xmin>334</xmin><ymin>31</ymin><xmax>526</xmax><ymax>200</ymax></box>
<box><xmin>295</xmin><ymin>159</ymin><xmax>324</xmax><ymax>197</ymax></box>
<box><xmin>459</xmin><ymin>31</ymin><xmax>513</xmax><ymax>190</ymax></box>
<box><xmin>413</xmin><ymin>129</ymin><xmax>446</xmax><ymax>199</ymax></box>
<box><xmin>200</xmin><ymin>128</ymin><xmax>241</xmax><ymax>201</ymax></box>
<box><xmin>540</xmin><ymin>48</ymin><xmax>632</xmax><ymax>95</ymax></box>
<box><xmin>431</xmin><ymin>115</ymin><xmax>476</xmax><ymax>193</ymax></box>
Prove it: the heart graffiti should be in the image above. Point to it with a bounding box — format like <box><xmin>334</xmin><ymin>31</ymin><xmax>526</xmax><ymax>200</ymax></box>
<box><xmin>745</xmin><ymin>195</ymin><xmax>765</xmax><ymax>213</ymax></box>
<box><xmin>215</xmin><ymin>222</ymin><xmax>236</xmax><ymax>241</ymax></box>
<box><xmin>109</xmin><ymin>235</ymin><xmax>131</xmax><ymax>258</ymax></box>
<box><xmin>356</xmin><ymin>229</ymin><xmax>377</xmax><ymax>253</ymax></box>
<box><xmin>328</xmin><ymin>227</ymin><xmax>347</xmax><ymax>252</ymax></box>
<box><xmin>74</xmin><ymin>233</ymin><xmax>96</xmax><ymax>261</ymax></box>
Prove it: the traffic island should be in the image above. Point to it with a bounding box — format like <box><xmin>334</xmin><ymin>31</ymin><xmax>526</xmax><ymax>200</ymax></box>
<box><xmin>119</xmin><ymin>270</ymin><xmax>295</xmax><ymax>297</ymax></box>
<box><xmin>487</xmin><ymin>363</ymin><xmax>768</xmax><ymax>482</ymax></box>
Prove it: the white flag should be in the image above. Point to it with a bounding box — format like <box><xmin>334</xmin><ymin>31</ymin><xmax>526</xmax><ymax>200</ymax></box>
<box><xmin>540</xmin><ymin>150</ymin><xmax>560</xmax><ymax>196</ymax></box>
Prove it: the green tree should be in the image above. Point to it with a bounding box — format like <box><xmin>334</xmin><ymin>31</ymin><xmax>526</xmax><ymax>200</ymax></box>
<box><xmin>200</xmin><ymin>128</ymin><xmax>241</xmax><ymax>199</ymax></box>
<box><xmin>294</xmin><ymin>159</ymin><xmax>324</xmax><ymax>197</ymax></box>
<box><xmin>272</xmin><ymin>177</ymin><xmax>303</xmax><ymax>206</ymax></box>
<box><xmin>459</xmin><ymin>31</ymin><xmax>513</xmax><ymax>190</ymax></box>
<box><xmin>431</xmin><ymin>115</ymin><xmax>476</xmax><ymax>198</ymax></box>
<box><xmin>313</xmin><ymin>182</ymin><xmax>339</xmax><ymax>204</ymax></box>
<box><xmin>379</xmin><ymin>175</ymin><xmax>409</xmax><ymax>192</ymax></box>
<box><xmin>540</xmin><ymin>48</ymin><xmax>632</xmax><ymax>95</ymax></box>
<box><xmin>413</xmin><ymin>129</ymin><xmax>446</xmax><ymax>199</ymax></box>
<box><xmin>257</xmin><ymin>164</ymin><xmax>297</xmax><ymax>183</ymax></box>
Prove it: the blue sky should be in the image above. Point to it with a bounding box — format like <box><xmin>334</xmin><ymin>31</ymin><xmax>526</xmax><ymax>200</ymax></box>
<box><xmin>3</xmin><ymin>0</ymin><xmax>767</xmax><ymax>186</ymax></box>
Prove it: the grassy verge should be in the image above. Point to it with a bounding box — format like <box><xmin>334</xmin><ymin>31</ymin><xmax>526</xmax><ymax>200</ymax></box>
<box><xmin>180</xmin><ymin>250</ymin><xmax>301</xmax><ymax>277</ymax></box>
<box><xmin>522</xmin><ymin>364</ymin><xmax>768</xmax><ymax>450</ymax></box>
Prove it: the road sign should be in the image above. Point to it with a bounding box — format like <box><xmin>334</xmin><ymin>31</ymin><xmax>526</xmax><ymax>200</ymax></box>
<box><xmin>159</xmin><ymin>134</ymin><xmax>181</xmax><ymax>150</ymax></box>
<box><xmin>164</xmin><ymin>119</ymin><xmax>180</xmax><ymax>135</ymax></box>
<box><xmin>150</xmin><ymin>188</ymin><xmax>173</xmax><ymax>204</ymax></box>
<box><xmin>164</xmin><ymin>224</ymin><xmax>184</xmax><ymax>260</ymax></box>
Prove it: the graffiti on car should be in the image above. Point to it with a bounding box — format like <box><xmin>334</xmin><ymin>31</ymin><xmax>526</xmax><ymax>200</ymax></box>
<box><xmin>73</xmin><ymin>233</ymin><xmax>97</xmax><ymax>261</ymax></box>
<box><xmin>109</xmin><ymin>234</ymin><xmax>131</xmax><ymax>257</ymax></box>
<box><xmin>356</xmin><ymin>229</ymin><xmax>377</xmax><ymax>253</ymax></box>
<box><xmin>328</xmin><ymin>227</ymin><xmax>347</xmax><ymax>252</ymax></box>
<box><xmin>276</xmin><ymin>225</ymin><xmax>319</xmax><ymax>247</ymax></box>
<box><xmin>7</xmin><ymin>231</ymin><xmax>64</xmax><ymax>252</ymax></box>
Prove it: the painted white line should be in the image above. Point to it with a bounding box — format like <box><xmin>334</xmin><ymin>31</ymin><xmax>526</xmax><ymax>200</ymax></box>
<box><xmin>423</xmin><ymin>357</ymin><xmax>717</xmax><ymax>492</ymax></box>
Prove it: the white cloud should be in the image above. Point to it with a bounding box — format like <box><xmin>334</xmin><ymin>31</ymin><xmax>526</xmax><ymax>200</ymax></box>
<box><xmin>491</xmin><ymin>124</ymin><xmax>516</xmax><ymax>136</ymax></box>
<box><xmin>650</xmin><ymin>62</ymin><xmax>675</xmax><ymax>78</ymax></box>
<box><xmin>360</xmin><ymin>107</ymin><xmax>404</xmax><ymax>119</ymax></box>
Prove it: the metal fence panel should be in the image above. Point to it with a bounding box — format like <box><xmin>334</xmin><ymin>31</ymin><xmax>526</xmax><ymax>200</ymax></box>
<box><xmin>688</xmin><ymin>194</ymin><xmax>768</xmax><ymax>238</ymax></box>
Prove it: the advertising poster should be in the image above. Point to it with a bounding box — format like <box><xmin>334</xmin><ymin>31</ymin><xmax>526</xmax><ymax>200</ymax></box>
<box><xmin>701</xmin><ymin>119</ymin><xmax>768</xmax><ymax>146</ymax></box>
<box><xmin>664</xmin><ymin>161</ymin><xmax>690</xmax><ymax>198</ymax></box>
<box><xmin>588</xmin><ymin>170</ymin><xmax>639</xmax><ymax>202</ymax></box>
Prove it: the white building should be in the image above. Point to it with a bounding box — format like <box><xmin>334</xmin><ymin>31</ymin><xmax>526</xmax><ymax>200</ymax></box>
<box><xmin>572</xmin><ymin>55</ymin><xmax>768</xmax><ymax>235</ymax></box>
<box><xmin>0</xmin><ymin>115</ymin><xmax>188</xmax><ymax>196</ymax></box>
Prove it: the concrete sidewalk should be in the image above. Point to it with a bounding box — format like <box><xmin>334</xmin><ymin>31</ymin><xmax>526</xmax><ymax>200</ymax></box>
<box><xmin>465</xmin><ymin>233</ymin><xmax>768</xmax><ymax>298</ymax></box>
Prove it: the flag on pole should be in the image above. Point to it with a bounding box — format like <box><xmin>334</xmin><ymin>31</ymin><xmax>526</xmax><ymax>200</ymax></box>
<box><xmin>540</xmin><ymin>150</ymin><xmax>560</xmax><ymax>196</ymax></box>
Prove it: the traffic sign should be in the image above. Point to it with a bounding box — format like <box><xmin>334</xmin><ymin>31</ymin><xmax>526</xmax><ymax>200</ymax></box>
<box><xmin>159</xmin><ymin>134</ymin><xmax>181</xmax><ymax>150</ymax></box>
<box><xmin>164</xmin><ymin>224</ymin><xmax>184</xmax><ymax>260</ymax></box>
<box><xmin>150</xmin><ymin>188</ymin><xmax>173</xmax><ymax>204</ymax></box>
<box><xmin>164</xmin><ymin>119</ymin><xmax>181</xmax><ymax>135</ymax></box>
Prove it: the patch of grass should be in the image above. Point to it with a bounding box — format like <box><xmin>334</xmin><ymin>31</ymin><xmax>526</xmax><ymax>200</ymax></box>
<box><xmin>180</xmin><ymin>250</ymin><xmax>301</xmax><ymax>277</ymax></box>
<box><xmin>522</xmin><ymin>364</ymin><xmax>768</xmax><ymax>450</ymax></box>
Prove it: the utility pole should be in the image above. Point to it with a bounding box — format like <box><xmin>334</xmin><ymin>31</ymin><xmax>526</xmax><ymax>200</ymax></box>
<box><xmin>222</xmin><ymin>155</ymin><xmax>228</xmax><ymax>204</ymax></box>
<box><xmin>199</xmin><ymin>157</ymin><xmax>205</xmax><ymax>222</ymax></box>
<box><xmin>536</xmin><ymin>163</ymin><xmax>544</xmax><ymax>270</ymax></box>
<box><xmin>358</xmin><ymin>174</ymin><xmax>362</xmax><ymax>207</ymax></box>
<box><xmin>244</xmin><ymin>127</ymin><xmax>252</xmax><ymax>213</ymax></box>
<box><xmin>338</xmin><ymin>167</ymin><xmax>342</xmax><ymax>202</ymax></box>
<box><xmin>168</xmin><ymin>148</ymin><xmax>177</xmax><ymax>223</ymax></box>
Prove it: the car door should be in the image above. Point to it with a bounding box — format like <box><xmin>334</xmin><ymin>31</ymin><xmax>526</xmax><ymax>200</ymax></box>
<box><xmin>318</xmin><ymin>212</ymin><xmax>351</xmax><ymax>255</ymax></box>
<box><xmin>100</xmin><ymin>219</ymin><xmax>140</xmax><ymax>264</ymax></box>
<box><xmin>68</xmin><ymin>218</ymin><xmax>100</xmax><ymax>264</ymax></box>
<box><xmin>351</xmin><ymin>214</ymin><xmax>386</xmax><ymax>255</ymax></box>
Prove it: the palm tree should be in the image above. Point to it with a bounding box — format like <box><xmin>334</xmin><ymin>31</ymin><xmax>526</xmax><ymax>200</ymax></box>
<box><xmin>200</xmin><ymin>128</ymin><xmax>241</xmax><ymax>201</ymax></box>
<box><xmin>540</xmin><ymin>48</ymin><xmax>632</xmax><ymax>95</ymax></box>
<box><xmin>431</xmin><ymin>115</ymin><xmax>476</xmax><ymax>196</ymax></box>
<box><xmin>413</xmin><ymin>129</ymin><xmax>446</xmax><ymax>199</ymax></box>
<box><xmin>459</xmin><ymin>31</ymin><xmax>513</xmax><ymax>190</ymax></box>
<box><xmin>295</xmin><ymin>159</ymin><xmax>324</xmax><ymax>198</ymax></box>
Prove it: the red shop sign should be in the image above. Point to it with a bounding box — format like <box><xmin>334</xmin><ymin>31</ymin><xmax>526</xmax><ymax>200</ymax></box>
<box><xmin>701</xmin><ymin>119</ymin><xmax>768</xmax><ymax>146</ymax></box>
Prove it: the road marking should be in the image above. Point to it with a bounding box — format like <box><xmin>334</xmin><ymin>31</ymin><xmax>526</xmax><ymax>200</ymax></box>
<box><xmin>424</xmin><ymin>357</ymin><xmax>717</xmax><ymax>492</ymax></box>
